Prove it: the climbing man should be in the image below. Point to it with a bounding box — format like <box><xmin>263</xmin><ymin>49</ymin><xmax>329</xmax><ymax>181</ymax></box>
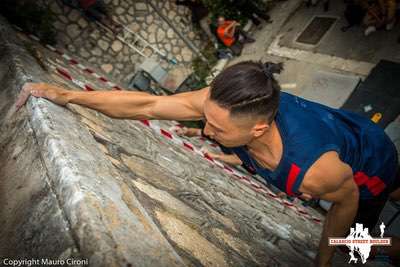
<box><xmin>16</xmin><ymin>61</ymin><xmax>400</xmax><ymax>266</ymax></box>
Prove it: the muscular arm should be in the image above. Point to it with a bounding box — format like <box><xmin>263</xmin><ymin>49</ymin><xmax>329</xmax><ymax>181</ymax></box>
<box><xmin>299</xmin><ymin>151</ymin><xmax>359</xmax><ymax>267</ymax></box>
<box><xmin>16</xmin><ymin>83</ymin><xmax>208</xmax><ymax>121</ymax></box>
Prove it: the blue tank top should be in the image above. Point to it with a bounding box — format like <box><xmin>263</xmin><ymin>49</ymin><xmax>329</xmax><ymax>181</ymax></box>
<box><xmin>230</xmin><ymin>92</ymin><xmax>398</xmax><ymax>200</ymax></box>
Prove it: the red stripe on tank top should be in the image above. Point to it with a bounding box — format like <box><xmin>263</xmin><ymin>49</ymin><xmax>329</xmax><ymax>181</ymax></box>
<box><xmin>354</xmin><ymin>172</ymin><xmax>386</xmax><ymax>196</ymax></box>
<box><xmin>286</xmin><ymin>163</ymin><xmax>301</xmax><ymax>196</ymax></box>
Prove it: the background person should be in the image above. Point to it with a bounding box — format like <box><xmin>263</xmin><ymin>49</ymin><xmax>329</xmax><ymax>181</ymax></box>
<box><xmin>216</xmin><ymin>16</ymin><xmax>255</xmax><ymax>55</ymax></box>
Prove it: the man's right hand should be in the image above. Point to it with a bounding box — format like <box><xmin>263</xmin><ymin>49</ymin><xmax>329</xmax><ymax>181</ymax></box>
<box><xmin>16</xmin><ymin>82</ymin><xmax>71</xmax><ymax>111</ymax></box>
<box><xmin>15</xmin><ymin>82</ymin><xmax>207</xmax><ymax>121</ymax></box>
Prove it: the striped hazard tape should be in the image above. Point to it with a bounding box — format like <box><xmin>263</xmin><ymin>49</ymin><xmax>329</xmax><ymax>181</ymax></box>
<box><xmin>56</xmin><ymin>67</ymin><xmax>94</xmax><ymax>91</ymax></box>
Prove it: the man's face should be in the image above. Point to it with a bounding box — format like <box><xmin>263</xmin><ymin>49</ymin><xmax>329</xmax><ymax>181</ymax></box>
<box><xmin>203</xmin><ymin>98</ymin><xmax>268</xmax><ymax>147</ymax></box>
<box><xmin>217</xmin><ymin>17</ymin><xmax>225</xmax><ymax>26</ymax></box>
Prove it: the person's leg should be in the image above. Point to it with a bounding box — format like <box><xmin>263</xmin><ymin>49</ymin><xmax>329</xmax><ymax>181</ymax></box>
<box><xmin>199</xmin><ymin>17</ymin><xmax>218</xmax><ymax>46</ymax></box>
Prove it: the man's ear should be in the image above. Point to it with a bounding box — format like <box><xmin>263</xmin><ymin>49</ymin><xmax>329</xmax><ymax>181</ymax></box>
<box><xmin>252</xmin><ymin>120</ymin><xmax>269</xmax><ymax>137</ymax></box>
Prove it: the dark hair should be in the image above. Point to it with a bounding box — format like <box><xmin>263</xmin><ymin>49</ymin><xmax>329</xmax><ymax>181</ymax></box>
<box><xmin>210</xmin><ymin>61</ymin><xmax>283</xmax><ymax>123</ymax></box>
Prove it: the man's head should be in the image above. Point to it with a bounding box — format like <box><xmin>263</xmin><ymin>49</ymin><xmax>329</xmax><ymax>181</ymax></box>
<box><xmin>217</xmin><ymin>16</ymin><xmax>226</xmax><ymax>26</ymax></box>
<box><xmin>204</xmin><ymin>61</ymin><xmax>283</xmax><ymax>147</ymax></box>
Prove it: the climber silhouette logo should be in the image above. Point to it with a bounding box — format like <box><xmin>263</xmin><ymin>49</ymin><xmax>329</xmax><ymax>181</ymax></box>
<box><xmin>328</xmin><ymin>223</ymin><xmax>391</xmax><ymax>264</ymax></box>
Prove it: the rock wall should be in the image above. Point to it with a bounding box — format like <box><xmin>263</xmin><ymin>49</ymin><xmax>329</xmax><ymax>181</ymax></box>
<box><xmin>36</xmin><ymin>0</ymin><xmax>206</xmax><ymax>86</ymax></box>
<box><xmin>2</xmin><ymin>16</ymin><xmax>374</xmax><ymax>267</ymax></box>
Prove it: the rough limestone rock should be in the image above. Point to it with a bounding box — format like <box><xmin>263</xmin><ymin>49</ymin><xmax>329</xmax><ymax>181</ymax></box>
<box><xmin>1</xmin><ymin>17</ymin><xmax>390</xmax><ymax>267</ymax></box>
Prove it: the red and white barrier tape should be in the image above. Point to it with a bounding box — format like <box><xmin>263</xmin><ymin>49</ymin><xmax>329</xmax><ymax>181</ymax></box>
<box><xmin>55</xmin><ymin>67</ymin><xmax>95</xmax><ymax>91</ymax></box>
<box><xmin>13</xmin><ymin>25</ymin><xmax>122</xmax><ymax>91</ymax></box>
<box><xmin>13</xmin><ymin>24</ymin><xmax>322</xmax><ymax>224</ymax></box>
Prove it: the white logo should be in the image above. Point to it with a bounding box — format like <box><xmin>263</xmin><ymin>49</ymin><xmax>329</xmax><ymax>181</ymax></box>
<box><xmin>328</xmin><ymin>223</ymin><xmax>391</xmax><ymax>264</ymax></box>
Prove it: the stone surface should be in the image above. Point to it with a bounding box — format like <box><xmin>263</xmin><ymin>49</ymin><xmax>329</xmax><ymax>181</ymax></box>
<box><xmin>157</xmin><ymin>28</ymin><xmax>165</xmax><ymax>42</ymax></box>
<box><xmin>128</xmin><ymin>22</ymin><xmax>140</xmax><ymax>32</ymax></box>
<box><xmin>167</xmin><ymin>28</ymin><xmax>174</xmax><ymax>39</ymax></box>
<box><xmin>136</xmin><ymin>2</ymin><xmax>147</xmax><ymax>11</ymax></box>
<box><xmin>148</xmin><ymin>24</ymin><xmax>157</xmax><ymax>34</ymax></box>
<box><xmin>140</xmin><ymin>30</ymin><xmax>148</xmax><ymax>39</ymax></box>
<box><xmin>146</xmin><ymin>15</ymin><xmax>154</xmax><ymax>25</ymax></box>
<box><xmin>116</xmin><ymin>63</ymin><xmax>124</xmax><ymax>70</ymax></box>
<box><xmin>168</xmin><ymin>10</ymin><xmax>176</xmax><ymax>20</ymax></box>
<box><xmin>128</xmin><ymin>7</ymin><xmax>134</xmax><ymax>16</ymax></box>
<box><xmin>148</xmin><ymin>33</ymin><xmax>156</xmax><ymax>43</ymax></box>
<box><xmin>111</xmin><ymin>40</ymin><xmax>123</xmax><ymax>52</ymax></box>
<box><xmin>181</xmin><ymin>47</ymin><xmax>192</xmax><ymax>62</ymax></box>
<box><xmin>79</xmin><ymin>47</ymin><xmax>90</xmax><ymax>58</ymax></box>
<box><xmin>66</xmin><ymin>24</ymin><xmax>80</xmax><ymax>39</ymax></box>
<box><xmin>98</xmin><ymin>39</ymin><xmax>110</xmax><ymax>51</ymax></box>
<box><xmin>57</xmin><ymin>32</ymin><xmax>71</xmax><ymax>44</ymax></box>
<box><xmin>92</xmin><ymin>47</ymin><xmax>102</xmax><ymax>56</ymax></box>
<box><xmin>50</xmin><ymin>1</ymin><xmax>63</xmax><ymax>15</ymax></box>
<box><xmin>68</xmin><ymin>9</ymin><xmax>80</xmax><ymax>22</ymax></box>
<box><xmin>59</xmin><ymin>15</ymin><xmax>69</xmax><ymax>24</ymax></box>
<box><xmin>172</xmin><ymin>46</ymin><xmax>180</xmax><ymax>54</ymax></box>
<box><xmin>188</xmin><ymin>31</ymin><xmax>196</xmax><ymax>40</ymax></box>
<box><xmin>101</xmin><ymin>63</ymin><xmax>113</xmax><ymax>73</ymax></box>
<box><xmin>115</xmin><ymin>7</ymin><xmax>124</xmax><ymax>15</ymax></box>
<box><xmin>67</xmin><ymin>44</ymin><xmax>76</xmax><ymax>53</ymax></box>
<box><xmin>78</xmin><ymin>18</ymin><xmax>88</xmax><ymax>28</ymax></box>
<box><xmin>53</xmin><ymin>21</ymin><xmax>64</xmax><ymax>31</ymax></box>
